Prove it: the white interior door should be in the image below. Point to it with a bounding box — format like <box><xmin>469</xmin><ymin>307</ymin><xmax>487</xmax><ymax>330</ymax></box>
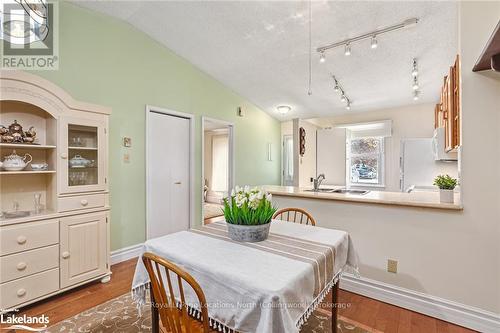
<box><xmin>147</xmin><ymin>110</ymin><xmax>191</xmax><ymax>239</ymax></box>
<box><xmin>316</xmin><ymin>128</ymin><xmax>347</xmax><ymax>186</ymax></box>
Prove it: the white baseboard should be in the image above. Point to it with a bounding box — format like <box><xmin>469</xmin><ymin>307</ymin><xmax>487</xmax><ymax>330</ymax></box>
<box><xmin>340</xmin><ymin>273</ymin><xmax>500</xmax><ymax>333</ymax></box>
<box><xmin>110</xmin><ymin>243</ymin><xmax>143</xmax><ymax>265</ymax></box>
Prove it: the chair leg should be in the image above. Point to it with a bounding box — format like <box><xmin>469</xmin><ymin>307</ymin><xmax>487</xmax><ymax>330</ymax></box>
<box><xmin>331</xmin><ymin>282</ymin><xmax>339</xmax><ymax>333</ymax></box>
<box><xmin>151</xmin><ymin>290</ymin><xmax>160</xmax><ymax>333</ymax></box>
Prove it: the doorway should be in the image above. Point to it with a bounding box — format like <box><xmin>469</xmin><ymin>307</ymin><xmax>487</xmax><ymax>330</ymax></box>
<box><xmin>201</xmin><ymin>117</ymin><xmax>234</xmax><ymax>224</ymax></box>
<box><xmin>146</xmin><ymin>106</ymin><xmax>194</xmax><ymax>239</ymax></box>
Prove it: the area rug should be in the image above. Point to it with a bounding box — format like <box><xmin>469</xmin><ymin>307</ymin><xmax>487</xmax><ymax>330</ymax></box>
<box><xmin>46</xmin><ymin>292</ymin><xmax>376</xmax><ymax>333</ymax></box>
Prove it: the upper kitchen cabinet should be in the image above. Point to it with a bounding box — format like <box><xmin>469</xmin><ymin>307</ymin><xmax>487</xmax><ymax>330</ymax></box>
<box><xmin>473</xmin><ymin>20</ymin><xmax>500</xmax><ymax>73</ymax></box>
<box><xmin>435</xmin><ymin>55</ymin><xmax>461</xmax><ymax>152</ymax></box>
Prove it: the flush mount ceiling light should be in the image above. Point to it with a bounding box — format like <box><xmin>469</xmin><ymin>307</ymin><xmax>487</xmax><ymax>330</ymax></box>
<box><xmin>316</xmin><ymin>18</ymin><xmax>418</xmax><ymax>60</ymax></box>
<box><xmin>276</xmin><ymin>105</ymin><xmax>291</xmax><ymax>115</ymax></box>
<box><xmin>331</xmin><ymin>75</ymin><xmax>352</xmax><ymax>110</ymax></box>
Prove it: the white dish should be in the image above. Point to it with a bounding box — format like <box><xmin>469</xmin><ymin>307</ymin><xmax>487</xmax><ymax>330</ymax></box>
<box><xmin>2</xmin><ymin>166</ymin><xmax>26</xmax><ymax>171</ymax></box>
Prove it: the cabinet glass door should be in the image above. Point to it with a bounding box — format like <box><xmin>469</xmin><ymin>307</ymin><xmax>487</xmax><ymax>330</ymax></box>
<box><xmin>68</xmin><ymin>124</ymin><xmax>99</xmax><ymax>187</ymax></box>
<box><xmin>60</xmin><ymin>118</ymin><xmax>106</xmax><ymax>193</ymax></box>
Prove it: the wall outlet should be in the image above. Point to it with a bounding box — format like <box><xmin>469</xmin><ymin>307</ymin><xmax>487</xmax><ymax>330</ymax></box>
<box><xmin>123</xmin><ymin>153</ymin><xmax>130</xmax><ymax>163</ymax></box>
<box><xmin>387</xmin><ymin>259</ymin><xmax>398</xmax><ymax>273</ymax></box>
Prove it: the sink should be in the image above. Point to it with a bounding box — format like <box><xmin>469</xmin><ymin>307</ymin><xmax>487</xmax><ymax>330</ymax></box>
<box><xmin>332</xmin><ymin>189</ymin><xmax>369</xmax><ymax>195</ymax></box>
<box><xmin>304</xmin><ymin>188</ymin><xmax>336</xmax><ymax>192</ymax></box>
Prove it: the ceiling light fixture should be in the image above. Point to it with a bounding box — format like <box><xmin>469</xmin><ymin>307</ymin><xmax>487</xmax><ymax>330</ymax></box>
<box><xmin>331</xmin><ymin>75</ymin><xmax>352</xmax><ymax>109</ymax></box>
<box><xmin>276</xmin><ymin>105</ymin><xmax>291</xmax><ymax>115</ymax></box>
<box><xmin>412</xmin><ymin>58</ymin><xmax>419</xmax><ymax>76</ymax></box>
<box><xmin>413</xmin><ymin>91</ymin><xmax>420</xmax><ymax>101</ymax></box>
<box><xmin>370</xmin><ymin>35</ymin><xmax>378</xmax><ymax>49</ymax></box>
<box><xmin>412</xmin><ymin>77</ymin><xmax>419</xmax><ymax>90</ymax></box>
<box><xmin>344</xmin><ymin>43</ymin><xmax>351</xmax><ymax>56</ymax></box>
<box><xmin>316</xmin><ymin>18</ymin><xmax>418</xmax><ymax>56</ymax></box>
<box><xmin>319</xmin><ymin>52</ymin><xmax>326</xmax><ymax>63</ymax></box>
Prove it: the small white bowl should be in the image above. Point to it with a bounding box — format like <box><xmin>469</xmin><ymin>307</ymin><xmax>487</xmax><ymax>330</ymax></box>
<box><xmin>31</xmin><ymin>163</ymin><xmax>49</xmax><ymax>171</ymax></box>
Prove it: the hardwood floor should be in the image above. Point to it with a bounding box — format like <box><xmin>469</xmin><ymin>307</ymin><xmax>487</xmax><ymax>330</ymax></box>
<box><xmin>6</xmin><ymin>258</ymin><xmax>475</xmax><ymax>333</ymax></box>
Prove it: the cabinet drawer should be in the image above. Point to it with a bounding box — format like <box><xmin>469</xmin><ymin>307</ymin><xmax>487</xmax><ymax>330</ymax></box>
<box><xmin>0</xmin><ymin>268</ymin><xmax>59</xmax><ymax>309</ymax></box>
<box><xmin>58</xmin><ymin>193</ymin><xmax>106</xmax><ymax>212</ymax></box>
<box><xmin>0</xmin><ymin>245</ymin><xmax>59</xmax><ymax>283</ymax></box>
<box><xmin>0</xmin><ymin>220</ymin><xmax>59</xmax><ymax>256</ymax></box>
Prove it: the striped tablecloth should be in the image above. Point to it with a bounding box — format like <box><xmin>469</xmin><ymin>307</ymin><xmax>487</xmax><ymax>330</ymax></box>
<box><xmin>132</xmin><ymin>220</ymin><xmax>358</xmax><ymax>333</ymax></box>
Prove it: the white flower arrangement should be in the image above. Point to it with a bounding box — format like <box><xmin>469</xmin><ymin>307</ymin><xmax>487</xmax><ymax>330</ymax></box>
<box><xmin>223</xmin><ymin>186</ymin><xmax>276</xmax><ymax>225</ymax></box>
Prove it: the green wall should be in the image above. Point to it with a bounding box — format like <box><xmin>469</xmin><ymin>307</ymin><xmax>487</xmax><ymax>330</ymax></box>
<box><xmin>33</xmin><ymin>2</ymin><xmax>281</xmax><ymax>250</ymax></box>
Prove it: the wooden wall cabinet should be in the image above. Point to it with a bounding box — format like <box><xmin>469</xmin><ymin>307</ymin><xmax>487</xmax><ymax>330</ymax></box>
<box><xmin>0</xmin><ymin>71</ymin><xmax>112</xmax><ymax>311</ymax></box>
<box><xmin>434</xmin><ymin>55</ymin><xmax>461</xmax><ymax>152</ymax></box>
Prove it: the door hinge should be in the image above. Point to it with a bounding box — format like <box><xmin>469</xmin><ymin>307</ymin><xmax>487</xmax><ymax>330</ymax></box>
<box><xmin>106</xmin><ymin>217</ymin><xmax>108</xmax><ymax>224</ymax></box>
<box><xmin>105</xmin><ymin>177</ymin><xmax>107</xmax><ymax>184</ymax></box>
<box><xmin>104</xmin><ymin>128</ymin><xmax>107</xmax><ymax>134</ymax></box>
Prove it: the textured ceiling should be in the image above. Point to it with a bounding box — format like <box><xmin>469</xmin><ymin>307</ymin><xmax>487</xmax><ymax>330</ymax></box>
<box><xmin>74</xmin><ymin>1</ymin><xmax>458</xmax><ymax>120</ymax></box>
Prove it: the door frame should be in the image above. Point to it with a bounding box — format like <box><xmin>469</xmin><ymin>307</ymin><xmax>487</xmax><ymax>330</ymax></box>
<box><xmin>145</xmin><ymin>105</ymin><xmax>195</xmax><ymax>239</ymax></box>
<box><xmin>201</xmin><ymin>116</ymin><xmax>235</xmax><ymax>224</ymax></box>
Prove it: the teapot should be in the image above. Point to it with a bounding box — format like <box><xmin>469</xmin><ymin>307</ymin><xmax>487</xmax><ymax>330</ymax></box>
<box><xmin>2</xmin><ymin>150</ymin><xmax>33</xmax><ymax>171</ymax></box>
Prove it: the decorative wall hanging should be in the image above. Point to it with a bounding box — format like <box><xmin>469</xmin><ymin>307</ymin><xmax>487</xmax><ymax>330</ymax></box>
<box><xmin>299</xmin><ymin>127</ymin><xmax>306</xmax><ymax>156</ymax></box>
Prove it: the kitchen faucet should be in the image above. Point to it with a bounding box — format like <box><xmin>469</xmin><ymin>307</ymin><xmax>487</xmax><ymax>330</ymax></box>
<box><xmin>313</xmin><ymin>174</ymin><xmax>325</xmax><ymax>191</ymax></box>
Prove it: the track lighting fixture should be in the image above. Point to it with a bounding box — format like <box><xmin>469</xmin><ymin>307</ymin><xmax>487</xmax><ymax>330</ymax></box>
<box><xmin>331</xmin><ymin>75</ymin><xmax>352</xmax><ymax>109</ymax></box>
<box><xmin>412</xmin><ymin>77</ymin><xmax>419</xmax><ymax>90</ymax></box>
<box><xmin>319</xmin><ymin>52</ymin><xmax>326</xmax><ymax>63</ymax></box>
<box><xmin>317</xmin><ymin>18</ymin><xmax>418</xmax><ymax>57</ymax></box>
<box><xmin>412</xmin><ymin>58</ymin><xmax>418</xmax><ymax>77</ymax></box>
<box><xmin>344</xmin><ymin>43</ymin><xmax>351</xmax><ymax>56</ymax></box>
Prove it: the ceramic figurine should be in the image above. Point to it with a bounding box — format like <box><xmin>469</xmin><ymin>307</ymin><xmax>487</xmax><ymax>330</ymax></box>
<box><xmin>8</xmin><ymin>120</ymin><xmax>24</xmax><ymax>143</ymax></box>
<box><xmin>23</xmin><ymin>126</ymin><xmax>37</xmax><ymax>143</ymax></box>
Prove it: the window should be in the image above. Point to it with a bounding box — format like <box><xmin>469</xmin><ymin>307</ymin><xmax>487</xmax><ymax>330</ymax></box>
<box><xmin>347</xmin><ymin>136</ymin><xmax>384</xmax><ymax>186</ymax></box>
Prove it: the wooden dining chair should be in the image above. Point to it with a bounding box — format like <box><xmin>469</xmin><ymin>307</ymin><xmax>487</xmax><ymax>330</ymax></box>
<box><xmin>142</xmin><ymin>252</ymin><xmax>210</xmax><ymax>333</ymax></box>
<box><xmin>272</xmin><ymin>207</ymin><xmax>316</xmax><ymax>226</ymax></box>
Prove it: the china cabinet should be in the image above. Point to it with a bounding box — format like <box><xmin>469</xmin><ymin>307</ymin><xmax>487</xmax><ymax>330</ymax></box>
<box><xmin>0</xmin><ymin>71</ymin><xmax>111</xmax><ymax>311</ymax></box>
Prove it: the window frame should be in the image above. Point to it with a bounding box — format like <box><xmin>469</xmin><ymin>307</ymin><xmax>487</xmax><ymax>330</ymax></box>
<box><xmin>346</xmin><ymin>135</ymin><xmax>385</xmax><ymax>187</ymax></box>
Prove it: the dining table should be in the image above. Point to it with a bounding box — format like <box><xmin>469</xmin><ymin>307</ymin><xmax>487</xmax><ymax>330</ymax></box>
<box><xmin>132</xmin><ymin>219</ymin><xmax>358</xmax><ymax>333</ymax></box>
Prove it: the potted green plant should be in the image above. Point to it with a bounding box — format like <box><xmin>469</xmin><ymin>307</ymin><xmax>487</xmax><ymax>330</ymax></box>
<box><xmin>433</xmin><ymin>174</ymin><xmax>458</xmax><ymax>203</ymax></box>
<box><xmin>223</xmin><ymin>186</ymin><xmax>277</xmax><ymax>242</ymax></box>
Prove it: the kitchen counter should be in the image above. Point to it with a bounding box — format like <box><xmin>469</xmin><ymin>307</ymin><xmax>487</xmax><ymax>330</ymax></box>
<box><xmin>263</xmin><ymin>185</ymin><xmax>463</xmax><ymax>210</ymax></box>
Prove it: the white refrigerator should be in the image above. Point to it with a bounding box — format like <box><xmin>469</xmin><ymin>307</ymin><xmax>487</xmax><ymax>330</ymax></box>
<box><xmin>400</xmin><ymin>138</ymin><xmax>458</xmax><ymax>192</ymax></box>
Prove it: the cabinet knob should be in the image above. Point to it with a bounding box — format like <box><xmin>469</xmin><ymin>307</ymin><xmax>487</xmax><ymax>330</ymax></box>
<box><xmin>17</xmin><ymin>235</ymin><xmax>27</xmax><ymax>245</ymax></box>
<box><xmin>62</xmin><ymin>251</ymin><xmax>70</xmax><ymax>259</ymax></box>
<box><xmin>17</xmin><ymin>262</ymin><xmax>27</xmax><ymax>271</ymax></box>
<box><xmin>61</xmin><ymin>153</ymin><xmax>68</xmax><ymax>159</ymax></box>
<box><xmin>17</xmin><ymin>288</ymin><xmax>26</xmax><ymax>297</ymax></box>
<box><xmin>80</xmin><ymin>199</ymin><xmax>89</xmax><ymax>206</ymax></box>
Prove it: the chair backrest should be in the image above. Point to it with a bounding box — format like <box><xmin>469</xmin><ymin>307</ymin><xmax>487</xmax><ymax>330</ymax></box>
<box><xmin>142</xmin><ymin>252</ymin><xmax>210</xmax><ymax>333</ymax></box>
<box><xmin>272</xmin><ymin>207</ymin><xmax>316</xmax><ymax>226</ymax></box>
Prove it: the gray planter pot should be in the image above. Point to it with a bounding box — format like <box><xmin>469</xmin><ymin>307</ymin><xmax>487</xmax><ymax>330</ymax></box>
<box><xmin>227</xmin><ymin>222</ymin><xmax>271</xmax><ymax>242</ymax></box>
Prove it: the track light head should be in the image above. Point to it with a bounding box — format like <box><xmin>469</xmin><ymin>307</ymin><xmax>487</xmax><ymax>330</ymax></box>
<box><xmin>340</xmin><ymin>94</ymin><xmax>346</xmax><ymax>102</ymax></box>
<box><xmin>371</xmin><ymin>35</ymin><xmax>378</xmax><ymax>49</ymax></box>
<box><xmin>413</xmin><ymin>91</ymin><xmax>420</xmax><ymax>101</ymax></box>
<box><xmin>344</xmin><ymin>43</ymin><xmax>351</xmax><ymax>56</ymax></box>
<box><xmin>412</xmin><ymin>77</ymin><xmax>419</xmax><ymax>90</ymax></box>
<box><xmin>319</xmin><ymin>52</ymin><xmax>326</xmax><ymax>63</ymax></box>
<box><xmin>412</xmin><ymin>58</ymin><xmax>418</xmax><ymax>76</ymax></box>
<box><xmin>346</xmin><ymin>102</ymin><xmax>351</xmax><ymax>110</ymax></box>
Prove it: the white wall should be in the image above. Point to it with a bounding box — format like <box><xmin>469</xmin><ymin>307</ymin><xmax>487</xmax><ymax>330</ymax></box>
<box><xmin>277</xmin><ymin>1</ymin><xmax>500</xmax><ymax>319</ymax></box>
<box><xmin>319</xmin><ymin>103</ymin><xmax>458</xmax><ymax>191</ymax></box>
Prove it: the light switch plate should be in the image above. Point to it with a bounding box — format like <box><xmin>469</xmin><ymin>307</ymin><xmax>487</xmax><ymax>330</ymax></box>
<box><xmin>387</xmin><ymin>259</ymin><xmax>398</xmax><ymax>273</ymax></box>
<box><xmin>123</xmin><ymin>137</ymin><xmax>132</xmax><ymax>147</ymax></box>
